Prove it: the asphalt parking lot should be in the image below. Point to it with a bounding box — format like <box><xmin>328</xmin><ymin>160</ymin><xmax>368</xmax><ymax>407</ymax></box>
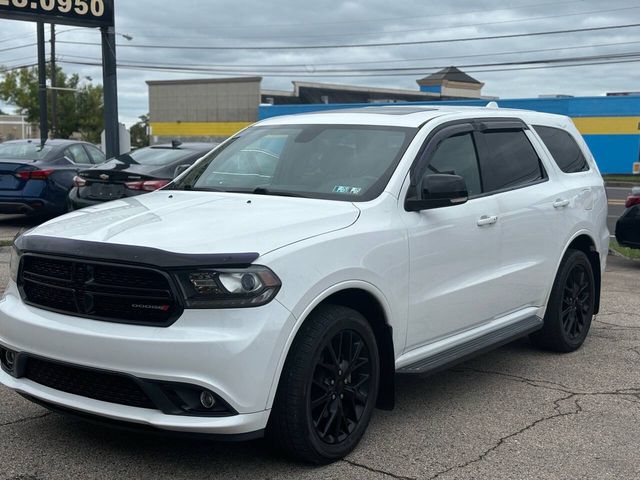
<box><xmin>0</xmin><ymin>211</ymin><xmax>638</xmax><ymax>479</ymax></box>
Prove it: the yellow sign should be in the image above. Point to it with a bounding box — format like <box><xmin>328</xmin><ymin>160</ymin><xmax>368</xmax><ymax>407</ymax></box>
<box><xmin>633</xmin><ymin>162</ymin><xmax>640</xmax><ymax>175</ymax></box>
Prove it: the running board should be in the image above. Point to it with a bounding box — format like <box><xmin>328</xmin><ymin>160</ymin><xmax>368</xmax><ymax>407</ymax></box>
<box><xmin>397</xmin><ymin>315</ymin><xmax>543</xmax><ymax>374</ymax></box>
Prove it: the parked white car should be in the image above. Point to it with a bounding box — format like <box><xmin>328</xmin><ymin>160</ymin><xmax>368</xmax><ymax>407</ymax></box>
<box><xmin>0</xmin><ymin>105</ymin><xmax>608</xmax><ymax>463</ymax></box>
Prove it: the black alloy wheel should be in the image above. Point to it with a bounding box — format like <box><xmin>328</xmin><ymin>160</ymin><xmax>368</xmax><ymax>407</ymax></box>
<box><xmin>561</xmin><ymin>264</ymin><xmax>592</xmax><ymax>341</ymax></box>
<box><xmin>531</xmin><ymin>249</ymin><xmax>595</xmax><ymax>352</ymax></box>
<box><xmin>310</xmin><ymin>329</ymin><xmax>372</xmax><ymax>445</ymax></box>
<box><xmin>267</xmin><ymin>304</ymin><xmax>380</xmax><ymax>464</ymax></box>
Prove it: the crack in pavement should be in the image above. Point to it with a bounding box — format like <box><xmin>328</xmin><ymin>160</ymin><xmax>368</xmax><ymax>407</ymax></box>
<box><xmin>420</xmin><ymin>368</ymin><xmax>640</xmax><ymax>479</ymax></box>
<box><xmin>0</xmin><ymin>411</ymin><xmax>51</xmax><ymax>429</ymax></box>
<box><xmin>426</xmin><ymin>393</ymin><xmax>582</xmax><ymax>480</ymax></box>
<box><xmin>344</xmin><ymin>366</ymin><xmax>640</xmax><ymax>480</ymax></box>
<box><xmin>628</xmin><ymin>347</ymin><xmax>640</xmax><ymax>358</ymax></box>
<box><xmin>342</xmin><ymin>458</ymin><xmax>417</xmax><ymax>480</ymax></box>
<box><xmin>455</xmin><ymin>367</ymin><xmax>640</xmax><ymax>404</ymax></box>
<box><xmin>593</xmin><ymin>318</ymin><xmax>640</xmax><ymax>330</ymax></box>
<box><xmin>597</xmin><ymin>311</ymin><xmax>640</xmax><ymax>319</ymax></box>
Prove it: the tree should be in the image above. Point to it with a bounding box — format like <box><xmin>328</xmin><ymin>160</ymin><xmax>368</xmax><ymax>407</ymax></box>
<box><xmin>0</xmin><ymin>65</ymin><xmax>104</xmax><ymax>142</ymax></box>
<box><xmin>130</xmin><ymin>114</ymin><xmax>150</xmax><ymax>148</ymax></box>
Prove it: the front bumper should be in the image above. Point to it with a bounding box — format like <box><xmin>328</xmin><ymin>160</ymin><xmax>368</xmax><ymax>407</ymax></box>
<box><xmin>0</xmin><ymin>198</ymin><xmax>62</xmax><ymax>215</ymax></box>
<box><xmin>0</xmin><ymin>282</ymin><xmax>296</xmax><ymax>435</ymax></box>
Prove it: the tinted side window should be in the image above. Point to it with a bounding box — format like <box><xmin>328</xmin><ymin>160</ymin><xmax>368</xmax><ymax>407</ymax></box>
<box><xmin>480</xmin><ymin>130</ymin><xmax>544</xmax><ymax>192</ymax></box>
<box><xmin>65</xmin><ymin>145</ymin><xmax>91</xmax><ymax>164</ymax></box>
<box><xmin>533</xmin><ymin>125</ymin><xmax>589</xmax><ymax>173</ymax></box>
<box><xmin>426</xmin><ymin>132</ymin><xmax>482</xmax><ymax>196</ymax></box>
<box><xmin>85</xmin><ymin>145</ymin><xmax>106</xmax><ymax>164</ymax></box>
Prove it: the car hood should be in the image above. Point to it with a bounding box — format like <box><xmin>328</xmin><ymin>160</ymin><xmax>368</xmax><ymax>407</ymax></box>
<box><xmin>27</xmin><ymin>191</ymin><xmax>361</xmax><ymax>256</ymax></box>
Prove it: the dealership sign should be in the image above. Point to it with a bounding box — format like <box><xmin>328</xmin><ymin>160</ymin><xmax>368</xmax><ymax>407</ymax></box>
<box><xmin>0</xmin><ymin>0</ymin><xmax>114</xmax><ymax>27</ymax></box>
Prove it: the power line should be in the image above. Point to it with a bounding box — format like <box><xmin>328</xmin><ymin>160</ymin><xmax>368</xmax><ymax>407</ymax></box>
<box><xmin>57</xmin><ymin>51</ymin><xmax>640</xmax><ymax>77</ymax></box>
<box><xmin>55</xmin><ymin>48</ymin><xmax>640</xmax><ymax>74</ymax></box>
<box><xmin>56</xmin><ymin>23</ymin><xmax>640</xmax><ymax>51</ymax></box>
<box><xmin>0</xmin><ymin>42</ymin><xmax>37</xmax><ymax>54</ymax></box>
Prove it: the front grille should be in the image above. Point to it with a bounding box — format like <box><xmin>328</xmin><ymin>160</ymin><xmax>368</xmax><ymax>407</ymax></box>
<box><xmin>19</xmin><ymin>255</ymin><xmax>180</xmax><ymax>326</ymax></box>
<box><xmin>24</xmin><ymin>357</ymin><xmax>156</xmax><ymax>409</ymax></box>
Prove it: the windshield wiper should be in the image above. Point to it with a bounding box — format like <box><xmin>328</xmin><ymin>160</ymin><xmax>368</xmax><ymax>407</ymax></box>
<box><xmin>251</xmin><ymin>187</ymin><xmax>306</xmax><ymax>198</ymax></box>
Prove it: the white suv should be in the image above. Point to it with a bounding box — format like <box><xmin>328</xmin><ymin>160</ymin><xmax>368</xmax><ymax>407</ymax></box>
<box><xmin>0</xmin><ymin>106</ymin><xmax>608</xmax><ymax>463</ymax></box>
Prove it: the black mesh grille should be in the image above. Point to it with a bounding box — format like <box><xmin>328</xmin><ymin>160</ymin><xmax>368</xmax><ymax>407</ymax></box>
<box><xmin>24</xmin><ymin>357</ymin><xmax>156</xmax><ymax>409</ymax></box>
<box><xmin>20</xmin><ymin>255</ymin><xmax>180</xmax><ymax>326</ymax></box>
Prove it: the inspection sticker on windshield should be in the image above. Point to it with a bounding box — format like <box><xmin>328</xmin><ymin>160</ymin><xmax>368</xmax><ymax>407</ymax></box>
<box><xmin>333</xmin><ymin>185</ymin><xmax>363</xmax><ymax>195</ymax></box>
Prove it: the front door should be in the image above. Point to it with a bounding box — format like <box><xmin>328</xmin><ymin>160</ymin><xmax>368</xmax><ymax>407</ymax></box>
<box><xmin>402</xmin><ymin>124</ymin><xmax>502</xmax><ymax>351</ymax></box>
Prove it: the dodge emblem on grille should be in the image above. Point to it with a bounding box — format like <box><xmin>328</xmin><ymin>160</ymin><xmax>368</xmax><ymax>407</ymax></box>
<box><xmin>99</xmin><ymin>174</ymin><xmax>109</xmax><ymax>180</ymax></box>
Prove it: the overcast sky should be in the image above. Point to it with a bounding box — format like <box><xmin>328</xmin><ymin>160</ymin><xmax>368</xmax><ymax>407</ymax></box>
<box><xmin>1</xmin><ymin>0</ymin><xmax>640</xmax><ymax>126</ymax></box>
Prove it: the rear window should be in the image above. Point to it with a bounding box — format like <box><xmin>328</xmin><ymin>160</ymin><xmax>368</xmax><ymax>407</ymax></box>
<box><xmin>119</xmin><ymin>147</ymin><xmax>201</xmax><ymax>166</ymax></box>
<box><xmin>480</xmin><ymin>130</ymin><xmax>545</xmax><ymax>192</ymax></box>
<box><xmin>533</xmin><ymin>125</ymin><xmax>589</xmax><ymax>173</ymax></box>
<box><xmin>0</xmin><ymin>143</ymin><xmax>52</xmax><ymax>160</ymax></box>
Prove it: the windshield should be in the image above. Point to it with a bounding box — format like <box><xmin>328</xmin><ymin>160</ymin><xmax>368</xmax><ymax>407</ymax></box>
<box><xmin>170</xmin><ymin>124</ymin><xmax>416</xmax><ymax>201</ymax></box>
<box><xmin>0</xmin><ymin>143</ymin><xmax>53</xmax><ymax>160</ymax></box>
<box><xmin>117</xmin><ymin>147</ymin><xmax>202</xmax><ymax>166</ymax></box>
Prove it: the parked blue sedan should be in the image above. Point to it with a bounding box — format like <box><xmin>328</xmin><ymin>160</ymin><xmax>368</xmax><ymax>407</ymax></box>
<box><xmin>0</xmin><ymin>139</ymin><xmax>105</xmax><ymax>216</ymax></box>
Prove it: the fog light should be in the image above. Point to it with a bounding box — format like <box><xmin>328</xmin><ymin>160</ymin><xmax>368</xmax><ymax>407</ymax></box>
<box><xmin>4</xmin><ymin>350</ymin><xmax>15</xmax><ymax>368</ymax></box>
<box><xmin>200</xmin><ymin>390</ymin><xmax>216</xmax><ymax>409</ymax></box>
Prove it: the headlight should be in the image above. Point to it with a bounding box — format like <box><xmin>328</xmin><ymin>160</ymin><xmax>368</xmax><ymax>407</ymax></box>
<box><xmin>9</xmin><ymin>245</ymin><xmax>21</xmax><ymax>283</ymax></box>
<box><xmin>174</xmin><ymin>266</ymin><xmax>281</xmax><ymax>308</ymax></box>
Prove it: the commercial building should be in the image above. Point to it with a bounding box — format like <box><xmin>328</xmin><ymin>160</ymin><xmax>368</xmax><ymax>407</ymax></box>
<box><xmin>147</xmin><ymin>67</ymin><xmax>487</xmax><ymax>143</ymax></box>
<box><xmin>146</xmin><ymin>67</ymin><xmax>640</xmax><ymax>173</ymax></box>
<box><xmin>0</xmin><ymin>114</ymin><xmax>38</xmax><ymax>142</ymax></box>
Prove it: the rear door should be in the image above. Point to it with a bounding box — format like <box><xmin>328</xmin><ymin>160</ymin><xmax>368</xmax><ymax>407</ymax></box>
<box><xmin>475</xmin><ymin>120</ymin><xmax>562</xmax><ymax>313</ymax></box>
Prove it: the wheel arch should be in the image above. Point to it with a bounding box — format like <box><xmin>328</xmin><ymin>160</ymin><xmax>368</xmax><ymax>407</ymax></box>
<box><xmin>558</xmin><ymin>231</ymin><xmax>602</xmax><ymax>314</ymax></box>
<box><xmin>267</xmin><ymin>282</ymin><xmax>396</xmax><ymax>411</ymax></box>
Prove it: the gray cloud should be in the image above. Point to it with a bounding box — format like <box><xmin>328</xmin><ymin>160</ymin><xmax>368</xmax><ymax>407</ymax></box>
<box><xmin>1</xmin><ymin>0</ymin><xmax>640</xmax><ymax>125</ymax></box>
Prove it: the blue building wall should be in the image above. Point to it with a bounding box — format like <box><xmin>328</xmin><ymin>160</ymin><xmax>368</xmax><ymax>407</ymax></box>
<box><xmin>259</xmin><ymin>96</ymin><xmax>640</xmax><ymax>174</ymax></box>
<box><xmin>419</xmin><ymin>85</ymin><xmax>442</xmax><ymax>94</ymax></box>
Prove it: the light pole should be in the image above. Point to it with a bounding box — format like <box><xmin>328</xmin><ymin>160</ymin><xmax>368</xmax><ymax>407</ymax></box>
<box><xmin>50</xmin><ymin>24</ymin><xmax>57</xmax><ymax>137</ymax></box>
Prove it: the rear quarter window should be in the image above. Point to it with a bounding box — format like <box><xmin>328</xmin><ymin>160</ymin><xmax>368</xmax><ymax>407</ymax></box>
<box><xmin>533</xmin><ymin>125</ymin><xmax>589</xmax><ymax>173</ymax></box>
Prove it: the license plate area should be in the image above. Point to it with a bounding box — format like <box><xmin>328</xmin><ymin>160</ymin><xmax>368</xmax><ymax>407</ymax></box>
<box><xmin>0</xmin><ymin>174</ymin><xmax>20</xmax><ymax>190</ymax></box>
<box><xmin>89</xmin><ymin>183</ymin><xmax>125</xmax><ymax>200</ymax></box>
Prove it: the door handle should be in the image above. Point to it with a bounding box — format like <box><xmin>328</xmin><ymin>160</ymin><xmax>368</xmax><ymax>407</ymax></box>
<box><xmin>553</xmin><ymin>199</ymin><xmax>570</xmax><ymax>209</ymax></box>
<box><xmin>477</xmin><ymin>215</ymin><xmax>498</xmax><ymax>227</ymax></box>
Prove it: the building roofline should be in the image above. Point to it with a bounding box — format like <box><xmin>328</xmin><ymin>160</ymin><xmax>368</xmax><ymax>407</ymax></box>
<box><xmin>261</xmin><ymin>89</ymin><xmax>296</xmax><ymax>97</ymax></box>
<box><xmin>146</xmin><ymin>76</ymin><xmax>262</xmax><ymax>86</ymax></box>
<box><xmin>291</xmin><ymin>81</ymin><xmax>439</xmax><ymax>97</ymax></box>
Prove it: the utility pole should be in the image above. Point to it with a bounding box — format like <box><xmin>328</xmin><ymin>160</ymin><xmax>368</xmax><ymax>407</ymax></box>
<box><xmin>50</xmin><ymin>24</ymin><xmax>57</xmax><ymax>138</ymax></box>
<box><xmin>101</xmin><ymin>26</ymin><xmax>119</xmax><ymax>158</ymax></box>
<box><xmin>36</xmin><ymin>22</ymin><xmax>48</xmax><ymax>147</ymax></box>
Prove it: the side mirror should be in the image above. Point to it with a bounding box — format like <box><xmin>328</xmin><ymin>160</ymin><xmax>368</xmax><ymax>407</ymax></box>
<box><xmin>405</xmin><ymin>174</ymin><xmax>469</xmax><ymax>211</ymax></box>
<box><xmin>173</xmin><ymin>164</ymin><xmax>191</xmax><ymax>178</ymax></box>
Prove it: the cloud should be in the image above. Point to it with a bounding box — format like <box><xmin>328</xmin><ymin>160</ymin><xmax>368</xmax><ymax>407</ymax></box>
<box><xmin>1</xmin><ymin>0</ymin><xmax>640</xmax><ymax>125</ymax></box>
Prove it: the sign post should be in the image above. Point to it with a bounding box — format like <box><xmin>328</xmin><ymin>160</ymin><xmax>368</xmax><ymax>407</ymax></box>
<box><xmin>0</xmin><ymin>0</ymin><xmax>118</xmax><ymax>156</ymax></box>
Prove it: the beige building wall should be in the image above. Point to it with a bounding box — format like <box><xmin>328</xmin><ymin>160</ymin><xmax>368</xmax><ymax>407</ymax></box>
<box><xmin>0</xmin><ymin>115</ymin><xmax>39</xmax><ymax>142</ymax></box>
<box><xmin>147</xmin><ymin>77</ymin><xmax>262</xmax><ymax>143</ymax></box>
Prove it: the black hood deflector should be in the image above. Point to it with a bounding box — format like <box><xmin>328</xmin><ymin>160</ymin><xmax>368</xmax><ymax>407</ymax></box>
<box><xmin>14</xmin><ymin>235</ymin><xmax>259</xmax><ymax>269</ymax></box>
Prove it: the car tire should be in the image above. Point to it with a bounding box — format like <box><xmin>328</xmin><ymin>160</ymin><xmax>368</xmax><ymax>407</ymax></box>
<box><xmin>530</xmin><ymin>249</ymin><xmax>595</xmax><ymax>352</ymax></box>
<box><xmin>267</xmin><ymin>304</ymin><xmax>380</xmax><ymax>464</ymax></box>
